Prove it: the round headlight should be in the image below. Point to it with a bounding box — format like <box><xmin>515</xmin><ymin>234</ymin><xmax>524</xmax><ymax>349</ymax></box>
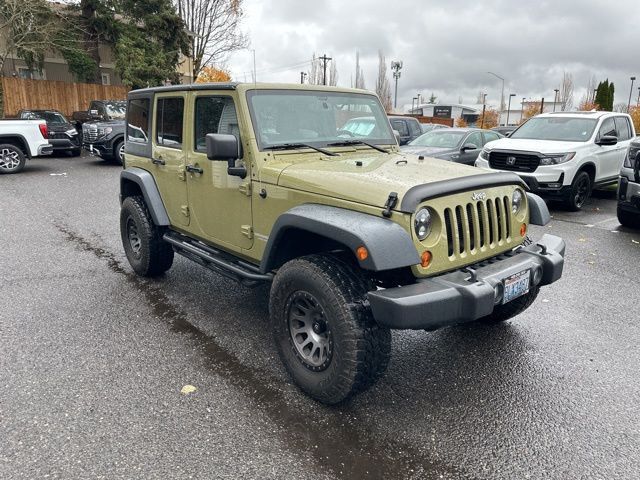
<box><xmin>414</xmin><ymin>208</ymin><xmax>432</xmax><ymax>240</ymax></box>
<box><xmin>512</xmin><ymin>189</ymin><xmax>523</xmax><ymax>214</ymax></box>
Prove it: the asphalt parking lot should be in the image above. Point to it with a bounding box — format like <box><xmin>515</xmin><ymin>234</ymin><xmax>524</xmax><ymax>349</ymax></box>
<box><xmin>2</xmin><ymin>153</ymin><xmax>639</xmax><ymax>479</ymax></box>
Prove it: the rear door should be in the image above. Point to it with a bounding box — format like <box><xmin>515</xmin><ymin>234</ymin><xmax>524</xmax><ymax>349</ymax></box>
<box><xmin>151</xmin><ymin>93</ymin><xmax>189</xmax><ymax>227</ymax></box>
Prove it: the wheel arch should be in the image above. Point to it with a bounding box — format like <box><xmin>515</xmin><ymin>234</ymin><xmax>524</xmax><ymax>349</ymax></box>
<box><xmin>0</xmin><ymin>135</ymin><xmax>30</xmax><ymax>158</ymax></box>
<box><xmin>577</xmin><ymin>162</ymin><xmax>596</xmax><ymax>182</ymax></box>
<box><xmin>120</xmin><ymin>167</ymin><xmax>170</xmax><ymax>226</ymax></box>
<box><xmin>260</xmin><ymin>204</ymin><xmax>420</xmax><ymax>273</ymax></box>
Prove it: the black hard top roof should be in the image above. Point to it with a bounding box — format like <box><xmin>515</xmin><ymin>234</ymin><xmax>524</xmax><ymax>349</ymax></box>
<box><xmin>130</xmin><ymin>83</ymin><xmax>238</xmax><ymax>95</ymax></box>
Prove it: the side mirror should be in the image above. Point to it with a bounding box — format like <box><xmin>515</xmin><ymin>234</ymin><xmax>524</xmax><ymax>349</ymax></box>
<box><xmin>392</xmin><ymin>129</ymin><xmax>401</xmax><ymax>144</ymax></box>
<box><xmin>461</xmin><ymin>143</ymin><xmax>478</xmax><ymax>151</ymax></box>
<box><xmin>596</xmin><ymin>135</ymin><xmax>618</xmax><ymax>146</ymax></box>
<box><xmin>505</xmin><ymin>131</ymin><xmax>513</xmax><ymax>137</ymax></box>
<box><xmin>89</xmin><ymin>109</ymin><xmax>99</xmax><ymax>116</ymax></box>
<box><xmin>205</xmin><ymin>133</ymin><xmax>246</xmax><ymax>178</ymax></box>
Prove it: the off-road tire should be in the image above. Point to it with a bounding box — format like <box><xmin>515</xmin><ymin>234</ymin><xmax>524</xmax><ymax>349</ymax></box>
<box><xmin>476</xmin><ymin>285</ymin><xmax>540</xmax><ymax>324</ymax></box>
<box><xmin>617</xmin><ymin>206</ymin><xmax>640</xmax><ymax>229</ymax></box>
<box><xmin>270</xmin><ymin>254</ymin><xmax>391</xmax><ymax>404</ymax></box>
<box><xmin>120</xmin><ymin>196</ymin><xmax>174</xmax><ymax>277</ymax></box>
<box><xmin>564</xmin><ymin>171</ymin><xmax>592</xmax><ymax>211</ymax></box>
<box><xmin>0</xmin><ymin>144</ymin><xmax>26</xmax><ymax>174</ymax></box>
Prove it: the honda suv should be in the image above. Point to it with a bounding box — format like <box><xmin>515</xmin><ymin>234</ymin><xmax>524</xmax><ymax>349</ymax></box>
<box><xmin>475</xmin><ymin>111</ymin><xmax>635</xmax><ymax>210</ymax></box>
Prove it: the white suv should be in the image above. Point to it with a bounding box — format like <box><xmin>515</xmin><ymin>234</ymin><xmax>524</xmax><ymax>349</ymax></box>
<box><xmin>475</xmin><ymin>111</ymin><xmax>635</xmax><ymax>210</ymax></box>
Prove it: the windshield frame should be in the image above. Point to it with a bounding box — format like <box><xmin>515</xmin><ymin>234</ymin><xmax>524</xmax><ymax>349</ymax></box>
<box><xmin>508</xmin><ymin>116</ymin><xmax>598</xmax><ymax>142</ymax></box>
<box><xmin>246</xmin><ymin>89</ymin><xmax>396</xmax><ymax>152</ymax></box>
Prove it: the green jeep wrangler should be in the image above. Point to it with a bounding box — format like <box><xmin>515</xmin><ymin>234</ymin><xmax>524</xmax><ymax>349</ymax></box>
<box><xmin>119</xmin><ymin>83</ymin><xmax>566</xmax><ymax>404</ymax></box>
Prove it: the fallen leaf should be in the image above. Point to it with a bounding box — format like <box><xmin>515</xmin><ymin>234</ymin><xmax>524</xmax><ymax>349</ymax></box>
<box><xmin>588</xmin><ymin>261</ymin><xmax>595</xmax><ymax>265</ymax></box>
<box><xmin>578</xmin><ymin>238</ymin><xmax>587</xmax><ymax>242</ymax></box>
<box><xmin>542</xmin><ymin>299</ymin><xmax>550</xmax><ymax>303</ymax></box>
<box><xmin>632</xmin><ymin>240</ymin><xmax>639</xmax><ymax>245</ymax></box>
<box><xmin>180</xmin><ymin>385</ymin><xmax>197</xmax><ymax>395</ymax></box>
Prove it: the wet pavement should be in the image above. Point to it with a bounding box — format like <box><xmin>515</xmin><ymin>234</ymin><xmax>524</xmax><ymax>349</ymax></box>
<box><xmin>1</xmin><ymin>154</ymin><xmax>639</xmax><ymax>479</ymax></box>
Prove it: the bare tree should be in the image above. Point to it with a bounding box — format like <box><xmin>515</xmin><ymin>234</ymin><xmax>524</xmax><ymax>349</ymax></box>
<box><xmin>375</xmin><ymin>50</ymin><xmax>392</xmax><ymax>112</ymax></box>
<box><xmin>613</xmin><ymin>102</ymin><xmax>628</xmax><ymax>112</ymax></box>
<box><xmin>355</xmin><ymin>51</ymin><xmax>365</xmax><ymax>89</ymax></box>
<box><xmin>329</xmin><ymin>59</ymin><xmax>338</xmax><ymax>86</ymax></box>
<box><xmin>174</xmin><ymin>0</ymin><xmax>248</xmax><ymax>78</ymax></box>
<box><xmin>579</xmin><ymin>74</ymin><xmax>599</xmax><ymax>106</ymax></box>
<box><xmin>559</xmin><ymin>71</ymin><xmax>574</xmax><ymax>111</ymax></box>
<box><xmin>307</xmin><ymin>53</ymin><xmax>322</xmax><ymax>85</ymax></box>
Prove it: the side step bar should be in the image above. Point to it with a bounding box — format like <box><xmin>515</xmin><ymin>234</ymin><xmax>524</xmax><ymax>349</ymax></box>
<box><xmin>163</xmin><ymin>231</ymin><xmax>273</xmax><ymax>287</ymax></box>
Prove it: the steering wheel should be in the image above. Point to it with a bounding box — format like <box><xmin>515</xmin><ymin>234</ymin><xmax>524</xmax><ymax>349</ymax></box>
<box><xmin>336</xmin><ymin>129</ymin><xmax>355</xmax><ymax>138</ymax></box>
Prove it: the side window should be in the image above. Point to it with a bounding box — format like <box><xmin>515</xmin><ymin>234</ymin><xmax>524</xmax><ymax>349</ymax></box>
<box><xmin>483</xmin><ymin>132</ymin><xmax>500</xmax><ymax>144</ymax></box>
<box><xmin>194</xmin><ymin>96</ymin><xmax>239</xmax><ymax>152</ymax></box>
<box><xmin>156</xmin><ymin>97</ymin><xmax>184</xmax><ymax>148</ymax></box>
<box><xmin>614</xmin><ymin>116</ymin><xmax>631</xmax><ymax>141</ymax></box>
<box><xmin>127</xmin><ymin>98</ymin><xmax>150</xmax><ymax>143</ymax></box>
<box><xmin>391</xmin><ymin>119</ymin><xmax>409</xmax><ymax>136</ymax></box>
<box><xmin>408</xmin><ymin>120</ymin><xmax>421</xmax><ymax>137</ymax></box>
<box><xmin>598</xmin><ymin>117</ymin><xmax>617</xmax><ymax>139</ymax></box>
<box><xmin>465</xmin><ymin>132</ymin><xmax>483</xmax><ymax>148</ymax></box>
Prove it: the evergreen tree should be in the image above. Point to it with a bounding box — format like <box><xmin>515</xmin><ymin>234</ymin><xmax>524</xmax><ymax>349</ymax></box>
<box><xmin>607</xmin><ymin>82</ymin><xmax>615</xmax><ymax>111</ymax></box>
<box><xmin>595</xmin><ymin>79</ymin><xmax>615</xmax><ymax>111</ymax></box>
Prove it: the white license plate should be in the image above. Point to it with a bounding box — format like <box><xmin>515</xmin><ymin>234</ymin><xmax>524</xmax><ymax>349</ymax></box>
<box><xmin>503</xmin><ymin>269</ymin><xmax>530</xmax><ymax>304</ymax></box>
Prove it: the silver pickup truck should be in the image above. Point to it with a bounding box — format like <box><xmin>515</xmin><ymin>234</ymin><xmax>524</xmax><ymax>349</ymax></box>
<box><xmin>0</xmin><ymin>119</ymin><xmax>53</xmax><ymax>174</ymax></box>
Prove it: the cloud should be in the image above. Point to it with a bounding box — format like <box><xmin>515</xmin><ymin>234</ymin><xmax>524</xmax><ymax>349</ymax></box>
<box><xmin>228</xmin><ymin>0</ymin><xmax>639</xmax><ymax>109</ymax></box>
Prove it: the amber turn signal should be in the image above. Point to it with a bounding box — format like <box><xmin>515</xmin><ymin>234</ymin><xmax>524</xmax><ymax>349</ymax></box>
<box><xmin>356</xmin><ymin>246</ymin><xmax>369</xmax><ymax>261</ymax></box>
<box><xmin>520</xmin><ymin>223</ymin><xmax>527</xmax><ymax>237</ymax></box>
<box><xmin>421</xmin><ymin>250</ymin><xmax>432</xmax><ymax>268</ymax></box>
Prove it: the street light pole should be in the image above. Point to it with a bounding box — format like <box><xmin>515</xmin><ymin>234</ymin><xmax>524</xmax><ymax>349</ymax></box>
<box><xmin>411</xmin><ymin>97</ymin><xmax>417</xmax><ymax>113</ymax></box>
<box><xmin>506</xmin><ymin>93</ymin><xmax>516</xmax><ymax>126</ymax></box>
<box><xmin>487</xmin><ymin>71</ymin><xmax>505</xmax><ymax>112</ymax></box>
<box><xmin>391</xmin><ymin>61</ymin><xmax>403</xmax><ymax>109</ymax></box>
<box><xmin>553</xmin><ymin>89</ymin><xmax>559</xmax><ymax>112</ymax></box>
<box><xmin>627</xmin><ymin>76</ymin><xmax>636</xmax><ymax>112</ymax></box>
<box><xmin>300</xmin><ymin>72</ymin><xmax>307</xmax><ymax>84</ymax></box>
<box><xmin>637</xmin><ymin>86</ymin><xmax>640</xmax><ymax>107</ymax></box>
<box><xmin>520</xmin><ymin>97</ymin><xmax>525</xmax><ymax>122</ymax></box>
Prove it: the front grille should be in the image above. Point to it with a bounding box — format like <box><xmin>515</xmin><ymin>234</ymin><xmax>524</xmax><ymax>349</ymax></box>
<box><xmin>83</xmin><ymin>125</ymin><xmax>98</xmax><ymax>142</ymax></box>
<box><xmin>489</xmin><ymin>151</ymin><xmax>540</xmax><ymax>172</ymax></box>
<box><xmin>444</xmin><ymin>196</ymin><xmax>512</xmax><ymax>258</ymax></box>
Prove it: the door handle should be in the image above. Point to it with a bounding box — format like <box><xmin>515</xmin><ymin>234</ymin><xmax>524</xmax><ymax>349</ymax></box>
<box><xmin>186</xmin><ymin>164</ymin><xmax>203</xmax><ymax>174</ymax></box>
<box><xmin>151</xmin><ymin>157</ymin><xmax>165</xmax><ymax>165</ymax></box>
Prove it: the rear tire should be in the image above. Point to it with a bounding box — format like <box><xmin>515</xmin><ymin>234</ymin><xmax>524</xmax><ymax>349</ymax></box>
<box><xmin>0</xmin><ymin>144</ymin><xmax>26</xmax><ymax>174</ymax></box>
<box><xmin>120</xmin><ymin>196</ymin><xmax>174</xmax><ymax>277</ymax></box>
<box><xmin>270</xmin><ymin>254</ymin><xmax>391</xmax><ymax>404</ymax></box>
<box><xmin>617</xmin><ymin>206</ymin><xmax>640</xmax><ymax>229</ymax></box>
<box><xmin>564</xmin><ymin>171</ymin><xmax>591</xmax><ymax>211</ymax></box>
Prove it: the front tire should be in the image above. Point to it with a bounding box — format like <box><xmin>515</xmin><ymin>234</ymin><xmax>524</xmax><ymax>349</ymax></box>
<box><xmin>0</xmin><ymin>144</ymin><xmax>26</xmax><ymax>174</ymax></box>
<box><xmin>617</xmin><ymin>206</ymin><xmax>640</xmax><ymax>229</ymax></box>
<box><xmin>120</xmin><ymin>196</ymin><xmax>174</xmax><ymax>277</ymax></box>
<box><xmin>564</xmin><ymin>171</ymin><xmax>592</xmax><ymax>211</ymax></box>
<box><xmin>114</xmin><ymin>140</ymin><xmax>124</xmax><ymax>165</ymax></box>
<box><xmin>270</xmin><ymin>254</ymin><xmax>391</xmax><ymax>404</ymax></box>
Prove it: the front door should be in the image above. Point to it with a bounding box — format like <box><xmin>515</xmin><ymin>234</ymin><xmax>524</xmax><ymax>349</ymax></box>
<box><xmin>185</xmin><ymin>93</ymin><xmax>253</xmax><ymax>251</ymax></box>
<box><xmin>151</xmin><ymin>93</ymin><xmax>189</xmax><ymax>227</ymax></box>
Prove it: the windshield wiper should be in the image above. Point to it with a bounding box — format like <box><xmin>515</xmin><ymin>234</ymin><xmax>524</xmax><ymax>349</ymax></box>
<box><xmin>263</xmin><ymin>143</ymin><xmax>338</xmax><ymax>156</ymax></box>
<box><xmin>326</xmin><ymin>140</ymin><xmax>390</xmax><ymax>154</ymax></box>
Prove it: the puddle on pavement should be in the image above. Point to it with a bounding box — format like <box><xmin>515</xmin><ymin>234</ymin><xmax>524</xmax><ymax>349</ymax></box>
<box><xmin>56</xmin><ymin>223</ymin><xmax>465</xmax><ymax>479</ymax></box>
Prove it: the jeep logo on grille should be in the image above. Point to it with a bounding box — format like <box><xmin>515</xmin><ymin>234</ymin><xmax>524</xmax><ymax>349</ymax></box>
<box><xmin>506</xmin><ymin>156</ymin><xmax>517</xmax><ymax>165</ymax></box>
<box><xmin>471</xmin><ymin>192</ymin><xmax>487</xmax><ymax>201</ymax></box>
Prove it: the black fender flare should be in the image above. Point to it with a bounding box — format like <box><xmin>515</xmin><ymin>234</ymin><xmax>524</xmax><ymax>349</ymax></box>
<box><xmin>120</xmin><ymin>167</ymin><xmax>170</xmax><ymax>226</ymax></box>
<box><xmin>526</xmin><ymin>192</ymin><xmax>551</xmax><ymax>226</ymax></box>
<box><xmin>260</xmin><ymin>204</ymin><xmax>420</xmax><ymax>272</ymax></box>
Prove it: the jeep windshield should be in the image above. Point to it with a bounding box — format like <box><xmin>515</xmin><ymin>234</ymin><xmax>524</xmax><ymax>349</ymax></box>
<box><xmin>247</xmin><ymin>89</ymin><xmax>396</xmax><ymax>151</ymax></box>
<box><xmin>509</xmin><ymin>117</ymin><xmax>597</xmax><ymax>142</ymax></box>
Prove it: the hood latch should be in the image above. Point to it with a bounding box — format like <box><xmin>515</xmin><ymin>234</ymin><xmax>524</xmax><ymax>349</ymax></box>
<box><xmin>382</xmin><ymin>192</ymin><xmax>398</xmax><ymax>218</ymax></box>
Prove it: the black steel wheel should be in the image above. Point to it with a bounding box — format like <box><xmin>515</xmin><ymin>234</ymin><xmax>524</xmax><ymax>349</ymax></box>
<box><xmin>270</xmin><ymin>254</ymin><xmax>391</xmax><ymax>404</ymax></box>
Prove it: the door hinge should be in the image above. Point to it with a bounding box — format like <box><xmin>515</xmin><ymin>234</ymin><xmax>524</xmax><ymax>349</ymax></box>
<box><xmin>181</xmin><ymin>205</ymin><xmax>189</xmax><ymax>217</ymax></box>
<box><xmin>177</xmin><ymin>165</ymin><xmax>186</xmax><ymax>181</ymax></box>
<box><xmin>241</xmin><ymin>225</ymin><xmax>253</xmax><ymax>239</ymax></box>
<box><xmin>239</xmin><ymin>182</ymin><xmax>252</xmax><ymax>196</ymax></box>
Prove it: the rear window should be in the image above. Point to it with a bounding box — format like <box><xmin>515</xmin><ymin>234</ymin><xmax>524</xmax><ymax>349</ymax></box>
<box><xmin>156</xmin><ymin>97</ymin><xmax>184</xmax><ymax>148</ymax></box>
<box><xmin>615</xmin><ymin>116</ymin><xmax>631</xmax><ymax>141</ymax></box>
<box><xmin>127</xmin><ymin>99</ymin><xmax>150</xmax><ymax>144</ymax></box>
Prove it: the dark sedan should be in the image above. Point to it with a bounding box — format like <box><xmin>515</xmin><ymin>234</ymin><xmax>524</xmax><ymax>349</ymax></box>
<box><xmin>400</xmin><ymin>128</ymin><xmax>503</xmax><ymax>165</ymax></box>
<box><xmin>18</xmin><ymin>109</ymin><xmax>81</xmax><ymax>156</ymax></box>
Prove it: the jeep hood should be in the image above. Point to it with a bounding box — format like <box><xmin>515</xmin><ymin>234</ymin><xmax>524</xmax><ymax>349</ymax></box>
<box><xmin>486</xmin><ymin>137</ymin><xmax>587</xmax><ymax>153</ymax></box>
<box><xmin>272</xmin><ymin>151</ymin><xmax>487</xmax><ymax>209</ymax></box>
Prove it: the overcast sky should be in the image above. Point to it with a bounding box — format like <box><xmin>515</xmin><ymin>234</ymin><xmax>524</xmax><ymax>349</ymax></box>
<box><xmin>227</xmin><ymin>0</ymin><xmax>639</xmax><ymax>111</ymax></box>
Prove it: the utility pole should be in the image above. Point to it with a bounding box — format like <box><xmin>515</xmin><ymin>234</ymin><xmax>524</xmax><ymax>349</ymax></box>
<box><xmin>553</xmin><ymin>89</ymin><xmax>559</xmax><ymax>112</ymax></box>
<box><xmin>300</xmin><ymin>71</ymin><xmax>307</xmax><ymax>84</ymax></box>
<box><xmin>391</xmin><ymin>61</ymin><xmax>403</xmax><ymax>109</ymax></box>
<box><xmin>319</xmin><ymin>54</ymin><xmax>332</xmax><ymax>86</ymax></box>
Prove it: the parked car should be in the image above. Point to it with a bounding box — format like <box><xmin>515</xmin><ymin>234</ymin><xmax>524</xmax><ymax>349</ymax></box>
<box><xmin>401</xmin><ymin>128</ymin><xmax>503</xmax><ymax>165</ymax></box>
<box><xmin>18</xmin><ymin>109</ymin><xmax>81</xmax><ymax>156</ymax></box>
<box><xmin>617</xmin><ymin>138</ymin><xmax>640</xmax><ymax>228</ymax></box>
<box><xmin>388</xmin><ymin>116</ymin><xmax>422</xmax><ymax>145</ymax></box>
<box><xmin>72</xmin><ymin>100</ymin><xmax>127</xmax><ymax>131</ymax></box>
<box><xmin>491</xmin><ymin>126</ymin><xmax>517</xmax><ymax>136</ymax></box>
<box><xmin>119</xmin><ymin>82</ymin><xmax>565</xmax><ymax>404</ymax></box>
<box><xmin>82</xmin><ymin>120</ymin><xmax>126</xmax><ymax>164</ymax></box>
<box><xmin>475</xmin><ymin>111</ymin><xmax>636</xmax><ymax>210</ymax></box>
<box><xmin>420</xmin><ymin>123</ymin><xmax>451</xmax><ymax>134</ymax></box>
<box><xmin>0</xmin><ymin>118</ymin><xmax>53</xmax><ymax>174</ymax></box>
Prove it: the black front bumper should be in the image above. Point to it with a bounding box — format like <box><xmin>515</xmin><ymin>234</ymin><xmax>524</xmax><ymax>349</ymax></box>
<box><xmin>368</xmin><ymin>234</ymin><xmax>565</xmax><ymax>330</ymax></box>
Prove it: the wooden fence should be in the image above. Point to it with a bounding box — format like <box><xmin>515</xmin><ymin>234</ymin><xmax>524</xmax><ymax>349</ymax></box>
<box><xmin>1</xmin><ymin>77</ymin><xmax>129</xmax><ymax>118</ymax></box>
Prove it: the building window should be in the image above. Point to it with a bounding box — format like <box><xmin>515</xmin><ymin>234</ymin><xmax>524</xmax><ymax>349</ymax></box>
<box><xmin>18</xmin><ymin>68</ymin><xmax>45</xmax><ymax>80</ymax></box>
<box><xmin>101</xmin><ymin>73</ymin><xmax>111</xmax><ymax>85</ymax></box>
